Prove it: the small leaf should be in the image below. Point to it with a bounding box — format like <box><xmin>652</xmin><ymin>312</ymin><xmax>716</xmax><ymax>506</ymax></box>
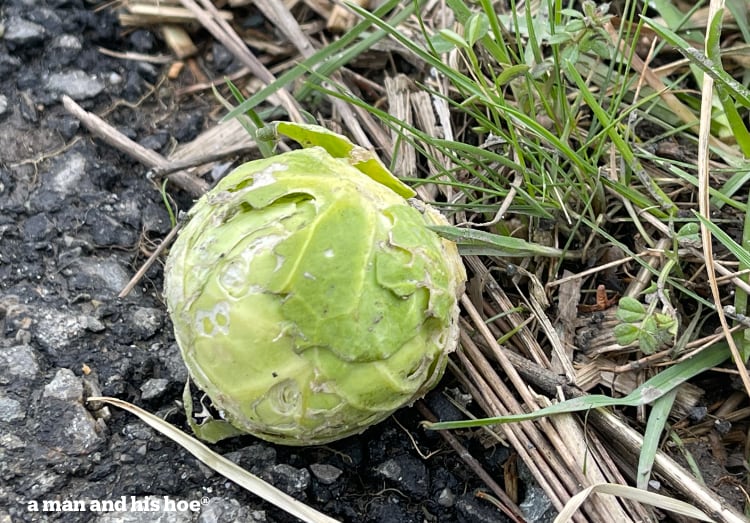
<box><xmin>655</xmin><ymin>313</ymin><xmax>676</xmax><ymax>329</ymax></box>
<box><xmin>548</xmin><ymin>33</ymin><xmax>573</xmax><ymax>45</ymax></box>
<box><xmin>560</xmin><ymin>8</ymin><xmax>584</xmax><ymax>18</ymax></box>
<box><xmin>587</xmin><ymin>39</ymin><xmax>612</xmax><ymax>59</ymax></box>
<box><xmin>642</xmin><ymin>315</ymin><xmax>658</xmax><ymax>335</ymax></box>
<box><xmin>564</xmin><ymin>19</ymin><xmax>586</xmax><ymax>33</ymax></box>
<box><xmin>438</xmin><ymin>29</ymin><xmax>468</xmax><ymax>50</ymax></box>
<box><xmin>428</xmin><ymin>33</ymin><xmax>459</xmax><ymax>54</ymax></box>
<box><xmin>639</xmin><ymin>329</ymin><xmax>659</xmax><ymax>355</ymax></box>
<box><xmin>676</xmin><ymin>222</ymin><xmax>699</xmax><ymax>238</ymax></box>
<box><xmin>616</xmin><ymin>297</ymin><xmax>647</xmax><ymax>323</ymax></box>
<box><xmin>582</xmin><ymin>0</ymin><xmax>598</xmax><ymax>19</ymax></box>
<box><xmin>465</xmin><ymin>12</ymin><xmax>489</xmax><ymax>47</ymax></box>
<box><xmin>561</xmin><ymin>45</ymin><xmax>580</xmax><ymax>67</ymax></box>
<box><xmin>496</xmin><ymin>64</ymin><xmax>531</xmax><ymax>86</ymax></box>
<box><xmin>614</xmin><ymin>323</ymin><xmax>640</xmax><ymax>345</ymax></box>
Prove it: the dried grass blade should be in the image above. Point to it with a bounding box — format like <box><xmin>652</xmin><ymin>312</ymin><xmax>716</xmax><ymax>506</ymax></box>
<box><xmin>695</xmin><ymin>1</ymin><xmax>750</xmax><ymax>397</ymax></box>
<box><xmin>88</xmin><ymin>397</ymin><xmax>340</xmax><ymax>523</ymax></box>
<box><xmin>554</xmin><ymin>483</ymin><xmax>713</xmax><ymax>522</ymax></box>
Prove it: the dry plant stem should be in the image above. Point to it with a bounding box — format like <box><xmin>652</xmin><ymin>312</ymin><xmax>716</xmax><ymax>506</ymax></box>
<box><xmin>411</xmin><ymin>89</ymin><xmax>457</xmax><ymax>202</ymax></box>
<box><xmin>452</xmin><ymin>340</ymin><xmax>575</xmax><ymax>519</ymax></box>
<box><xmin>547</xmin><ymin>252</ymin><xmax>641</xmax><ymax>289</ymax></box>
<box><xmin>465</xmin><ymin>256</ymin><xmax>551</xmax><ymax>368</ymax></box>
<box><xmin>685</xmin><ymin>248</ymin><xmax>750</xmax><ymax>296</ymax></box>
<box><xmin>61</xmin><ymin>96</ymin><xmax>209</xmax><ymax>197</ymax></box>
<box><xmin>522</xmin><ymin>288</ymin><xmax>576</xmax><ymax>382</ymax></box>
<box><xmin>696</xmin><ymin>0</ymin><xmax>750</xmax><ymax>398</ymax></box>
<box><xmin>544</xmin><ymin>407</ymin><xmax>650</xmax><ymax>521</ymax></box>
<box><xmin>252</xmin><ymin>0</ymin><xmax>382</xmax><ymax>153</ymax></box>
<box><xmin>123</xmin><ymin>3</ymin><xmax>233</xmax><ymax>24</ymax></box>
<box><xmin>152</xmin><ymin>145</ymin><xmax>258</xmax><ymax>177</ymax></box>
<box><xmin>415</xmin><ymin>400</ymin><xmax>526</xmax><ymax>523</ymax></box>
<box><xmin>589</xmin><ymin>409</ymin><xmax>748</xmax><ymax>523</ymax></box>
<box><xmin>457</xmin><ymin>333</ymin><xmax>617</xmax><ymax>523</ymax></box>
<box><xmin>461</xmin><ymin>329</ymin><xmax>729</xmax><ymax>520</ymax></box>
<box><xmin>179</xmin><ymin>0</ymin><xmax>303</xmax><ymax>123</ymax></box>
<box><xmin>118</xmin><ymin>225</ymin><xmax>181</xmax><ymax>298</ymax></box>
<box><xmin>626</xmin><ymin>239</ymin><xmax>668</xmax><ymax>298</ymax></box>
<box><xmin>168</xmin><ymin>118</ymin><xmax>257</xmax><ymax>178</ymax></box>
<box><xmin>97</xmin><ymin>47</ymin><xmax>173</xmax><ymax>64</ymax></box>
<box><xmin>384</xmin><ymin>75</ymin><xmax>416</xmax><ymax>179</ymax></box>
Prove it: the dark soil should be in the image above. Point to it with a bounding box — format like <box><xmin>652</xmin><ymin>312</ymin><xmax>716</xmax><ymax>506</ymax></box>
<box><xmin>0</xmin><ymin>2</ymin><xmax>527</xmax><ymax>522</ymax></box>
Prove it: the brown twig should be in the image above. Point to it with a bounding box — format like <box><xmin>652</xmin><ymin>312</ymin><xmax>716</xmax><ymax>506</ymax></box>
<box><xmin>415</xmin><ymin>400</ymin><xmax>526</xmax><ymax>523</ymax></box>
<box><xmin>179</xmin><ymin>0</ymin><xmax>303</xmax><ymax>122</ymax></box>
<box><xmin>151</xmin><ymin>145</ymin><xmax>256</xmax><ymax>178</ymax></box>
<box><xmin>61</xmin><ymin>95</ymin><xmax>209</xmax><ymax>197</ymax></box>
<box><xmin>118</xmin><ymin>225</ymin><xmax>181</xmax><ymax>298</ymax></box>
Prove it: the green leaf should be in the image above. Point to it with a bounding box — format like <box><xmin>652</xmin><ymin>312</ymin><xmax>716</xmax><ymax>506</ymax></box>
<box><xmin>258</xmin><ymin>121</ymin><xmax>416</xmax><ymax>198</ymax></box>
<box><xmin>616</xmin><ymin>297</ymin><xmax>647</xmax><ymax>323</ymax></box>
<box><xmin>676</xmin><ymin>222</ymin><xmax>700</xmax><ymax>247</ymax></box>
<box><xmin>640</xmin><ymin>316</ymin><xmax>660</xmax><ymax>354</ymax></box>
<box><xmin>496</xmin><ymin>64</ymin><xmax>531</xmax><ymax>86</ymax></box>
<box><xmin>564</xmin><ymin>19</ymin><xmax>586</xmax><ymax>33</ymax></box>
<box><xmin>547</xmin><ymin>33</ymin><xmax>573</xmax><ymax>45</ymax></box>
<box><xmin>465</xmin><ymin>12</ymin><xmax>489</xmax><ymax>47</ymax></box>
<box><xmin>427</xmin><ymin>33</ymin><xmax>459</xmax><ymax>54</ymax></box>
<box><xmin>438</xmin><ymin>28</ymin><xmax>469</xmax><ymax>50</ymax></box>
<box><xmin>614</xmin><ymin>323</ymin><xmax>640</xmax><ymax>345</ymax></box>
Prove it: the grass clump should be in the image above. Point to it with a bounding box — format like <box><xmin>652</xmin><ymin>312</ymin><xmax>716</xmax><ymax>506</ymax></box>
<box><xmin>208</xmin><ymin>0</ymin><xmax>750</xmax><ymax>519</ymax></box>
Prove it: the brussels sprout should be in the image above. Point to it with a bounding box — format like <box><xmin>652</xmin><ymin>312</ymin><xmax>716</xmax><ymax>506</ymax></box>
<box><xmin>164</xmin><ymin>122</ymin><xmax>466</xmax><ymax>446</ymax></box>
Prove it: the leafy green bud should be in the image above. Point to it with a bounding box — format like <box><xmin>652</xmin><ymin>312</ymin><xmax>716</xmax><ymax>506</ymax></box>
<box><xmin>164</xmin><ymin>123</ymin><xmax>466</xmax><ymax>445</ymax></box>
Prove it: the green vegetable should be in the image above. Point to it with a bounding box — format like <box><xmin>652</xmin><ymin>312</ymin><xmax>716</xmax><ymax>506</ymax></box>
<box><xmin>164</xmin><ymin>122</ymin><xmax>466</xmax><ymax>446</ymax></box>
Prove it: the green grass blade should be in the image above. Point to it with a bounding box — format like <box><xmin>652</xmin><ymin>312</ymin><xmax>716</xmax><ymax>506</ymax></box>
<box><xmin>424</xmin><ymin>342</ymin><xmax>729</xmax><ymax>430</ymax></box>
<box><xmin>705</xmin><ymin>9</ymin><xmax>750</xmax><ymax>156</ymax></box>
<box><xmin>224</xmin><ymin>0</ymin><xmax>411</xmax><ymax>121</ymax></box>
<box><xmin>637</xmin><ymin>389</ymin><xmax>677</xmax><ymax>490</ymax></box>
<box><xmin>643</xmin><ymin>15</ymin><xmax>750</xmax><ymax>108</ymax></box>
<box><xmin>429</xmin><ymin>225</ymin><xmax>577</xmax><ymax>258</ymax></box>
<box><xmin>565</xmin><ymin>61</ymin><xmax>677</xmax><ymax>214</ymax></box>
<box><xmin>695</xmin><ymin>212</ymin><xmax>750</xmax><ymax>268</ymax></box>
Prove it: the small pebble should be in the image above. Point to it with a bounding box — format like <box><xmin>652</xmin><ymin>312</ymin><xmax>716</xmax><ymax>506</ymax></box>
<box><xmin>309</xmin><ymin>463</ymin><xmax>343</xmax><ymax>485</ymax></box>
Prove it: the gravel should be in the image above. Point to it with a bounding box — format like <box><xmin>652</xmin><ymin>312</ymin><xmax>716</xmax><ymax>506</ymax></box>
<box><xmin>0</xmin><ymin>1</ymin><xmax>539</xmax><ymax>521</ymax></box>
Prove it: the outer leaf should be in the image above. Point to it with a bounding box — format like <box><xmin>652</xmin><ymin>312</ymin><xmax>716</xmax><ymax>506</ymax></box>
<box><xmin>258</xmin><ymin>121</ymin><xmax>416</xmax><ymax>198</ymax></box>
